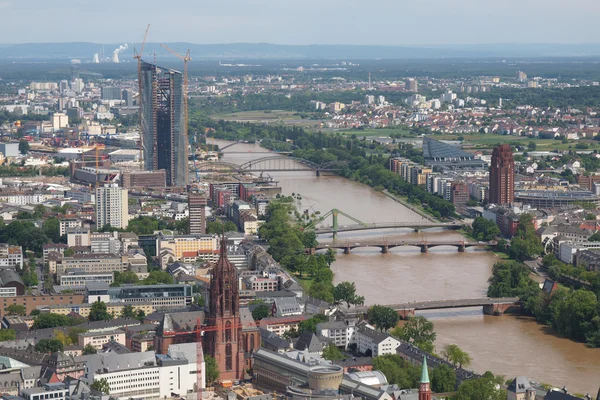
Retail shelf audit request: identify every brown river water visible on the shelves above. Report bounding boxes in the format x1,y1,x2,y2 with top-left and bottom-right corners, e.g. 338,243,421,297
209,139,600,395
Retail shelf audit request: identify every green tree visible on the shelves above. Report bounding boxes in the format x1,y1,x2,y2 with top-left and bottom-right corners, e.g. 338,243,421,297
322,344,344,361
64,248,74,257
83,344,98,355
589,232,600,242
367,305,399,332
34,338,64,353
333,281,365,307
372,354,420,388
298,314,328,334
6,304,26,316
91,378,110,394
88,301,112,322
441,344,472,369
19,139,30,155
112,271,139,286
42,217,61,243
453,373,505,400
251,304,271,321
142,270,174,285
67,327,88,344
508,214,543,261
205,355,220,385
32,313,72,329
206,220,238,234
471,217,501,241
391,316,436,353
120,305,136,319
0,329,16,341
431,364,456,393
552,289,598,342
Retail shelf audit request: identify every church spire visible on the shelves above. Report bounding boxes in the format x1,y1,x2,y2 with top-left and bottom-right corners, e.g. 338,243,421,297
419,356,431,400
420,356,430,383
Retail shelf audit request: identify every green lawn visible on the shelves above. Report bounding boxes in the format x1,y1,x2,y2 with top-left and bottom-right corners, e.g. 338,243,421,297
213,110,320,127
295,275,314,291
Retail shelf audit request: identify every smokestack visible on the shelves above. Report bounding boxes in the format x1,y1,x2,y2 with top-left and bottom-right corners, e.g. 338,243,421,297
112,44,129,63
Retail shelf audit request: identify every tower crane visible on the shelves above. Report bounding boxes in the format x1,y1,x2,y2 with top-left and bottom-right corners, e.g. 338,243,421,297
160,44,191,184
134,24,150,170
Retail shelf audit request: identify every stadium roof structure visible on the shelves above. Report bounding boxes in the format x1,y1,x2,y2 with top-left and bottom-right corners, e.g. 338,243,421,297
422,137,487,170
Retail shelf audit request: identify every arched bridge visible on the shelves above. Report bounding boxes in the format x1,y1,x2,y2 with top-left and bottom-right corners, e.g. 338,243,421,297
347,297,521,318
314,222,462,235
312,240,490,254
197,156,346,176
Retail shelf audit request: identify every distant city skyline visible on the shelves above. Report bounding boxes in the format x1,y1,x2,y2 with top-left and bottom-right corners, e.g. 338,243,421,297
1,0,599,45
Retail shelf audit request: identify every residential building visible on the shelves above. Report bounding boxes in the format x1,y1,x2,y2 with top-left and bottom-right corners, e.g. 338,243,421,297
355,325,401,357
140,60,187,187
271,297,302,317
489,144,514,205
0,294,85,317
317,319,357,349
59,271,114,287
95,184,129,230
0,244,23,269
46,302,153,319
406,78,418,92
42,244,68,263
67,227,91,247
575,249,600,272
450,182,470,207
259,316,306,337
245,276,278,292
58,219,83,236
188,192,207,235
157,233,219,267
53,254,127,277
78,330,126,350
91,231,121,254
507,376,536,400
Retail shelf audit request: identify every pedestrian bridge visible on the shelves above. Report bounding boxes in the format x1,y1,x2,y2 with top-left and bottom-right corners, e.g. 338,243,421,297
347,297,521,318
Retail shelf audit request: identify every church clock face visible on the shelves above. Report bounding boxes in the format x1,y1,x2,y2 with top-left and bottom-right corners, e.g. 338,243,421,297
420,383,429,391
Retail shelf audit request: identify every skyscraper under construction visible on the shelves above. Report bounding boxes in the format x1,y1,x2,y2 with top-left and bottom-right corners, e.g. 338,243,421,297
139,60,188,187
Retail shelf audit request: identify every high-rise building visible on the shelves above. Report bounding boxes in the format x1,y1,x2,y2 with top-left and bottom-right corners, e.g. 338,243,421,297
95,183,129,230
140,60,188,187
406,78,418,92
188,192,207,234
450,182,469,207
205,237,246,382
101,86,121,100
489,144,515,205
517,70,528,83
418,356,431,400
122,89,133,106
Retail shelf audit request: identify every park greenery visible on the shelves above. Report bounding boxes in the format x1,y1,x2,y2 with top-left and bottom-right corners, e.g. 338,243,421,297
259,200,364,304
373,354,456,393
366,305,400,332
488,257,600,347
390,316,437,354
470,217,501,241
91,378,110,394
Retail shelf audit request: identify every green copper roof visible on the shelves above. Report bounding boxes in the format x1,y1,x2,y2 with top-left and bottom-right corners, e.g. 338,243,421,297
420,356,430,383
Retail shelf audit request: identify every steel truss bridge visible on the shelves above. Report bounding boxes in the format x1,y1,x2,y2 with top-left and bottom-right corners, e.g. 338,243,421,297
197,156,347,176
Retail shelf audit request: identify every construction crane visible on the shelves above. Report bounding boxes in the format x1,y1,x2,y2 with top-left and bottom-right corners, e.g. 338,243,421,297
134,24,150,170
160,43,191,184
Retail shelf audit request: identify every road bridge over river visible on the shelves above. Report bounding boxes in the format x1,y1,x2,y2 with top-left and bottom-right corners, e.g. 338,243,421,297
347,297,521,318
313,240,491,254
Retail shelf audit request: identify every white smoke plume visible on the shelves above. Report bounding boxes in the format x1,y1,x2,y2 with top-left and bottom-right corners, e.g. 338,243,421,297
112,44,129,63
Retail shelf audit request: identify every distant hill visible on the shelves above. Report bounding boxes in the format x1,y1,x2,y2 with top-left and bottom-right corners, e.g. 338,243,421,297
2,42,600,61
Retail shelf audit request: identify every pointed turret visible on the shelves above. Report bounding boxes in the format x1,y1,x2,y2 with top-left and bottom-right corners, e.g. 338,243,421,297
420,356,430,383
418,356,432,400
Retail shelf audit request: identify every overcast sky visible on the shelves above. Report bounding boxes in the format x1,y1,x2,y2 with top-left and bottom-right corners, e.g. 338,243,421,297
1,0,599,45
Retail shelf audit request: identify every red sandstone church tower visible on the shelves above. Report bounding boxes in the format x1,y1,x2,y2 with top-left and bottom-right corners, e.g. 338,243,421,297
419,356,432,400
206,237,245,382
